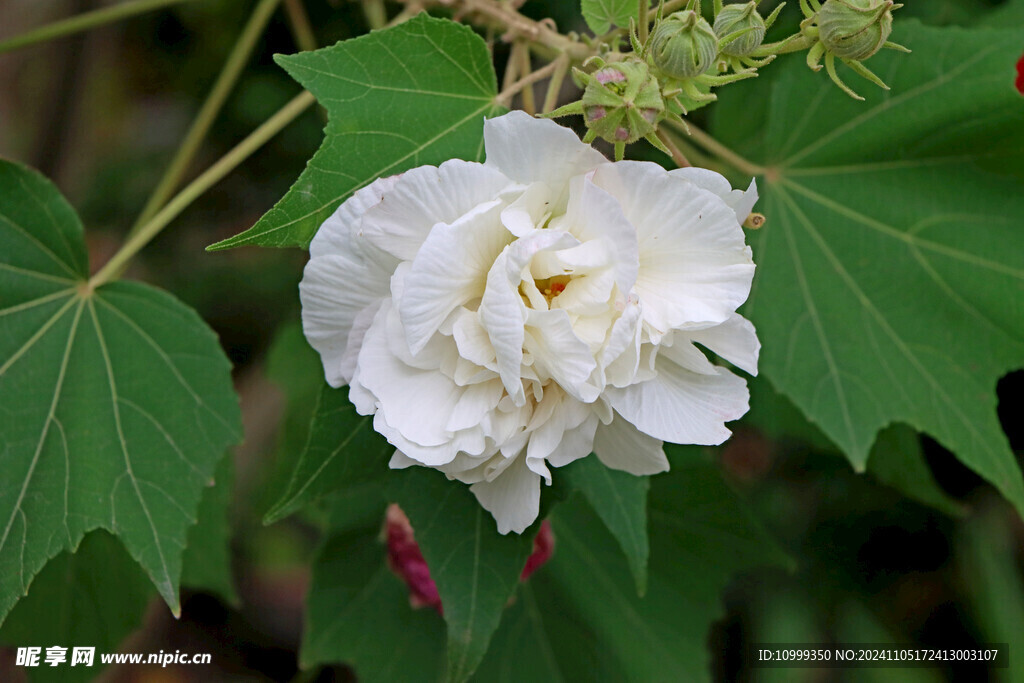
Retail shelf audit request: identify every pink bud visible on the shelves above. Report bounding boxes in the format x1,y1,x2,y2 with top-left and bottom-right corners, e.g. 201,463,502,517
385,505,556,612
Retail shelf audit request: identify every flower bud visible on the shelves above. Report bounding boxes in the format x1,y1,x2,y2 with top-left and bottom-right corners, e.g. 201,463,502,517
817,0,898,61
714,2,767,58
579,59,665,144
648,10,720,80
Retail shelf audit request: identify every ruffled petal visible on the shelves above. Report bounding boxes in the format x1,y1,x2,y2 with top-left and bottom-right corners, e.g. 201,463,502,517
686,313,760,376
524,308,599,403
607,354,750,445
484,111,607,209
479,230,580,404
399,199,511,353
470,453,542,534
361,159,512,261
592,161,754,338
593,416,669,475
669,168,759,224
301,178,401,387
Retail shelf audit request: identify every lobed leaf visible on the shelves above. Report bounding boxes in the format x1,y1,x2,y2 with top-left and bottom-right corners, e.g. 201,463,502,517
581,0,638,35
713,22,1024,516
209,14,503,251
0,159,241,623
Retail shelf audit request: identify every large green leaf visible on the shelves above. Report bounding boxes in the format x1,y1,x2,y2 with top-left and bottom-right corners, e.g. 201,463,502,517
476,452,790,682
181,454,237,603
581,0,637,34
265,384,393,523
209,14,503,251
302,527,446,681
713,23,1024,514
0,159,241,622
0,531,153,683
560,455,650,596
390,467,536,683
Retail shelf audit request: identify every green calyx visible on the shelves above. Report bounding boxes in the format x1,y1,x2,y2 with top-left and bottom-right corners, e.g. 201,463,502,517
714,2,766,58
545,58,668,160
648,10,720,80
817,0,900,61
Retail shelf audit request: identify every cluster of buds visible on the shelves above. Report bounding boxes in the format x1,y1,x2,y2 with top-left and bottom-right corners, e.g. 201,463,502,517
789,0,909,99
547,0,907,159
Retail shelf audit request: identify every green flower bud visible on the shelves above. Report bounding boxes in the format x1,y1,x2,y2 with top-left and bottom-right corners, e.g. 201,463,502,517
648,10,719,80
713,2,766,58
579,60,665,144
818,0,899,61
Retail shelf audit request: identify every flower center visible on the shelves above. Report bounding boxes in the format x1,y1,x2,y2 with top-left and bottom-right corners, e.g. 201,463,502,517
535,274,572,301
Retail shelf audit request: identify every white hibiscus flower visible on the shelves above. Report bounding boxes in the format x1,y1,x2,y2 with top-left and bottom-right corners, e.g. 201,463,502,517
301,111,759,534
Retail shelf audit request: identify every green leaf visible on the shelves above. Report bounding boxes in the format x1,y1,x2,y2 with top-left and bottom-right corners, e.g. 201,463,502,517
0,159,241,622
390,467,535,683
0,531,153,683
976,0,1024,27
561,455,650,596
302,527,446,680
181,454,238,604
713,23,1024,515
209,14,502,251
581,0,638,34
867,424,967,518
477,453,790,682
265,384,393,523
958,505,1024,683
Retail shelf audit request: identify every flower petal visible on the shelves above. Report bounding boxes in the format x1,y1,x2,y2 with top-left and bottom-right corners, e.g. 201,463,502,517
607,354,750,445
351,301,483,464
484,111,607,209
669,168,759,224
361,159,512,261
592,161,754,338
399,199,511,354
470,452,542,534
686,313,760,376
593,416,669,475
479,230,580,404
524,307,599,403
301,177,401,387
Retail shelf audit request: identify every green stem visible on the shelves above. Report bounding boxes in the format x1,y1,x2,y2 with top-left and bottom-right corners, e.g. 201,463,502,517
638,0,649,42
668,120,766,176
541,53,570,114
128,0,284,237
283,0,317,53
0,0,199,55
363,0,388,29
754,33,815,57
496,56,560,107
89,90,316,290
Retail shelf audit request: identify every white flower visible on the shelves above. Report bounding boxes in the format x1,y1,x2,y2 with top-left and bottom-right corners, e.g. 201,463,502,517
301,111,759,534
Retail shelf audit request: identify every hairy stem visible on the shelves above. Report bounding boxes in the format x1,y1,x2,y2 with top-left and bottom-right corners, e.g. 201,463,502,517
638,0,649,42
89,91,316,289
667,120,766,176
128,0,284,236
0,0,200,54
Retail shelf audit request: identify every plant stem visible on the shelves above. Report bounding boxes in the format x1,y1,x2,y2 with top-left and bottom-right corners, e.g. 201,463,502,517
362,0,388,30
541,53,570,113
638,0,649,42
496,58,560,107
656,129,691,168
667,120,766,176
283,0,317,53
516,42,536,114
0,0,199,54
88,91,316,290
128,0,284,237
